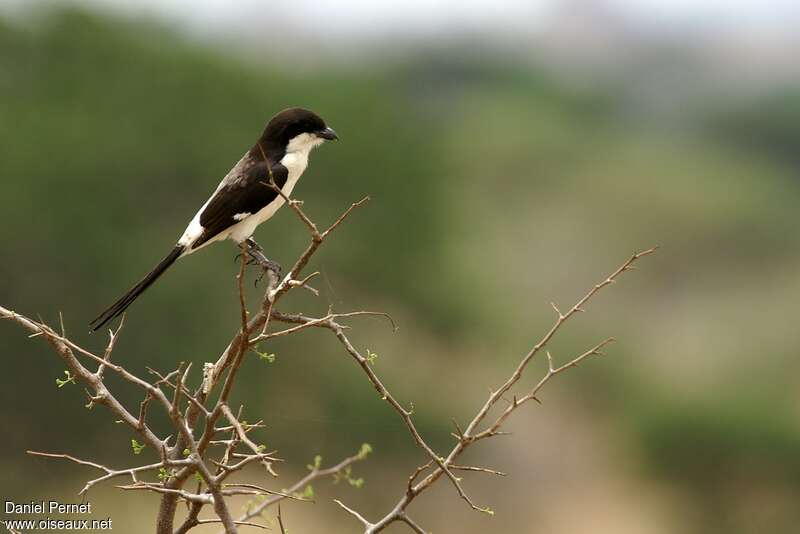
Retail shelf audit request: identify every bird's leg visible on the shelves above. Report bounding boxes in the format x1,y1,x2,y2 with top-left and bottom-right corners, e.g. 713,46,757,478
244,238,282,284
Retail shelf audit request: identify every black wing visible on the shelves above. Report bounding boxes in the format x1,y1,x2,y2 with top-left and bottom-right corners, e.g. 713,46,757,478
191,161,288,250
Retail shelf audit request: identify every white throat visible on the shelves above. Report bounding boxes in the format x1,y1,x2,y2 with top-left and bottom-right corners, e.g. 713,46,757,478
280,133,323,179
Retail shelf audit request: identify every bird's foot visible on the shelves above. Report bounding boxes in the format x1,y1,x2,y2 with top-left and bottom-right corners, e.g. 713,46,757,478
244,239,282,285
233,253,261,266
253,259,282,287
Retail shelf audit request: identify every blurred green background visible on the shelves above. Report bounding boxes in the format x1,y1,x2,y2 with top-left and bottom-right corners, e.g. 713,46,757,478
2,2,800,533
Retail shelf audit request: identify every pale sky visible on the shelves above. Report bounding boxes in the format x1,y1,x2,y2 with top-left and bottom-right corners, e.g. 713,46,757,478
3,0,798,38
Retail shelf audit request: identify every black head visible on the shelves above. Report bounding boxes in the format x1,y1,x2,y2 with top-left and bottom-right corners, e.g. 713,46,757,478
255,108,337,162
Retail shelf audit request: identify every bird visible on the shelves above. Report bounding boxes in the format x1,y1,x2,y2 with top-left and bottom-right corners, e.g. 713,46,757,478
89,107,338,332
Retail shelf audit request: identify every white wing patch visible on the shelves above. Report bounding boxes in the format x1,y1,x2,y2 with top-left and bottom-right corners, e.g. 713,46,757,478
233,212,251,221
177,196,213,249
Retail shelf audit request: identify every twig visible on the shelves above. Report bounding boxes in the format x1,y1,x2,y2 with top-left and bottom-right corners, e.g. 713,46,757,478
362,247,657,531
276,505,286,534
232,447,371,528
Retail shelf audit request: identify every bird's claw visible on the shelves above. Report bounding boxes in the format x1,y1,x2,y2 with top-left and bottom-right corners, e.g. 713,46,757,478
234,253,260,267
254,259,282,287
238,238,282,286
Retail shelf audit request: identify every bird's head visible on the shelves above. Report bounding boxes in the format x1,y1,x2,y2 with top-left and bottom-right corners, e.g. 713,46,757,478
258,107,338,161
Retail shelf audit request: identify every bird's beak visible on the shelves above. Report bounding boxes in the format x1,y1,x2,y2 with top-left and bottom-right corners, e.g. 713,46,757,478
317,127,339,141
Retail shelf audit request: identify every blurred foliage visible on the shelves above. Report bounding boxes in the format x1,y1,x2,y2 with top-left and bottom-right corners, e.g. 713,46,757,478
2,7,800,534
632,396,800,534
636,399,800,488
707,90,800,169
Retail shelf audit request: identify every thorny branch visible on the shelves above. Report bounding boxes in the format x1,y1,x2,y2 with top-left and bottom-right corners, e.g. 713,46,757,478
0,194,372,534
269,247,657,533
0,183,655,533
232,445,373,529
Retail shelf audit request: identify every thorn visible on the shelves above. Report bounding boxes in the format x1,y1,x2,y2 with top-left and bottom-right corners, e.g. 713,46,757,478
451,418,464,439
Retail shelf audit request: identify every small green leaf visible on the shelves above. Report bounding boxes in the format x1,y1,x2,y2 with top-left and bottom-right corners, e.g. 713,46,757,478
365,349,379,365
56,370,76,388
131,439,145,455
182,448,191,457
157,467,171,482
306,454,323,471
333,465,366,489
357,443,373,459
251,345,276,363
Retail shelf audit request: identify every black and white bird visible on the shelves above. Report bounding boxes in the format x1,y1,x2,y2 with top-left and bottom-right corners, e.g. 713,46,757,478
90,107,338,331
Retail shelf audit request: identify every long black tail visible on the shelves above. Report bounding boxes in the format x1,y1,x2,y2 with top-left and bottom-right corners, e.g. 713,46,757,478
89,245,184,332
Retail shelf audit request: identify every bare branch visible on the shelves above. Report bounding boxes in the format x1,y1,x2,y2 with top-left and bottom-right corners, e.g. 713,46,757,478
116,483,214,505
334,499,373,529
26,450,191,496
233,445,371,527
219,404,278,477
196,519,268,530
97,314,125,380
276,505,286,534
349,247,657,531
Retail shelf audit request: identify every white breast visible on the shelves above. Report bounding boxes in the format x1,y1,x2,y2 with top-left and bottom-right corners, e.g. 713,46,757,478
225,152,306,243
